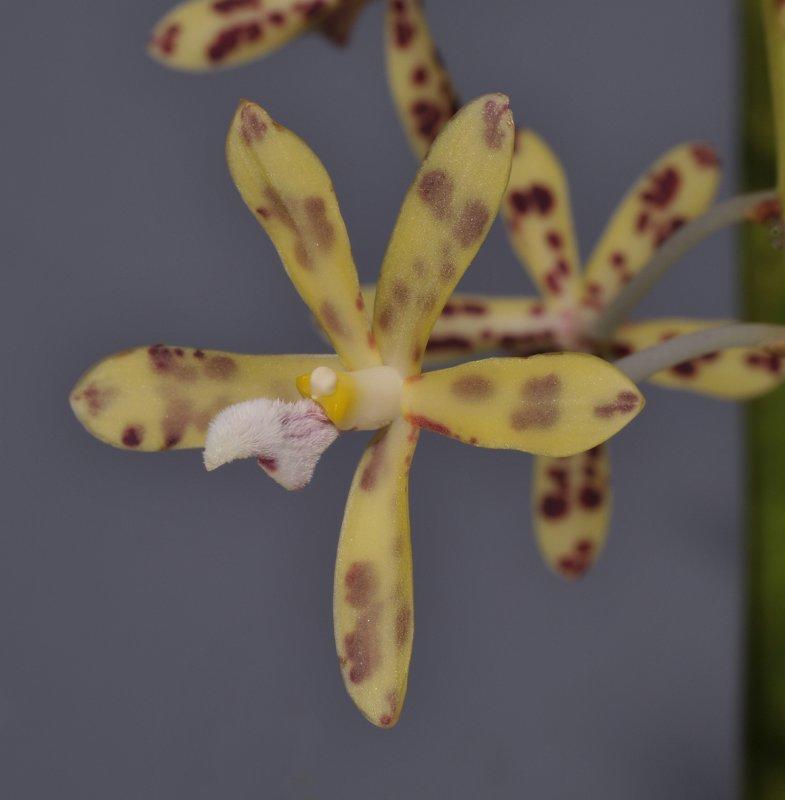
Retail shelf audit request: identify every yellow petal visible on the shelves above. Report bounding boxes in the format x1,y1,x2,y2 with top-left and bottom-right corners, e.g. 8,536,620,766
385,0,460,159
762,0,785,214
334,418,419,728
533,446,611,580
148,0,341,71
70,346,339,451
501,128,582,308
373,94,515,375
610,317,785,400
401,355,644,457
226,101,380,371
582,142,721,313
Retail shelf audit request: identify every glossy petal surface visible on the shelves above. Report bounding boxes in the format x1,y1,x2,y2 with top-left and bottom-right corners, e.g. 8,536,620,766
533,446,611,580
70,346,338,451
611,317,785,400
227,102,379,370
583,142,721,312
373,94,514,375
148,0,340,71
502,128,582,307
385,0,459,159
401,355,644,457
334,418,419,728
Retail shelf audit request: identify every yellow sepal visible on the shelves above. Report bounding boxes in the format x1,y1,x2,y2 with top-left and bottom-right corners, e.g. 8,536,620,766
70,346,339,451
334,418,419,728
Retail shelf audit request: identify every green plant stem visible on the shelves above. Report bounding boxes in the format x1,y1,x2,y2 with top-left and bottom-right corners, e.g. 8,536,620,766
742,2,785,798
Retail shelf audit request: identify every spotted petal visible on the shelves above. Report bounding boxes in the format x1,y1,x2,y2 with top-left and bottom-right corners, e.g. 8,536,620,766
148,0,341,71
582,142,721,313
373,94,514,375
70,346,339,451
501,128,582,308
533,446,611,581
401,355,644,457
385,0,459,159
424,293,561,363
227,101,380,370
610,317,785,400
334,418,418,728
363,286,561,363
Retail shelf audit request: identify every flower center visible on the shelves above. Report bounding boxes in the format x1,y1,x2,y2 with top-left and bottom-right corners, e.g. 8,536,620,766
297,365,403,431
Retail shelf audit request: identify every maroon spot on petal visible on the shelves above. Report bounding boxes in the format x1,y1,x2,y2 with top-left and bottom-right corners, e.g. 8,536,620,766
213,0,260,12
691,143,720,168
425,335,473,353
267,10,286,25
579,486,603,510
239,104,268,144
294,0,327,19
345,561,378,608
511,374,561,430
453,200,490,247
406,414,451,437
204,355,238,380
439,260,457,282
594,390,639,418
546,231,563,250
394,20,416,47
360,436,386,491
193,349,206,359
654,216,686,248
640,166,681,209
304,196,335,250
379,714,394,727
152,23,181,56
121,425,144,448
344,604,381,683
636,212,650,233
608,342,633,358
410,100,444,143
395,605,411,648
482,98,509,150
530,184,554,215
377,304,394,331
411,65,428,84
73,383,118,417
451,374,494,400
541,494,568,519
671,360,697,377
319,301,348,338
355,292,365,312
207,22,263,63
417,169,454,220
391,279,410,305
508,190,529,215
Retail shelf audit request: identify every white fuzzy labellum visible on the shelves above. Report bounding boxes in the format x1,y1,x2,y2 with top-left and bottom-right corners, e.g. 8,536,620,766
203,398,339,491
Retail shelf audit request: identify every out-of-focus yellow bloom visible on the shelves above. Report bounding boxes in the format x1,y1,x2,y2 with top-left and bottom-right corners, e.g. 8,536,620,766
148,0,370,71
382,0,785,580
70,96,646,726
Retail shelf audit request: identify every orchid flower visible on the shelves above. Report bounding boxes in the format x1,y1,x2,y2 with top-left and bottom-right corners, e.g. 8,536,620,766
70,95,648,726
148,0,372,71
381,0,785,580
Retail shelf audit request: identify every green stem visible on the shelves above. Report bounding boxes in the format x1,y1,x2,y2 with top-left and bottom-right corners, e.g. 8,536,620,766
742,2,785,798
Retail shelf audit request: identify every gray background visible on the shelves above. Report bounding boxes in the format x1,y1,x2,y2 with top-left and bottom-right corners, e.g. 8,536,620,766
2,0,743,797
